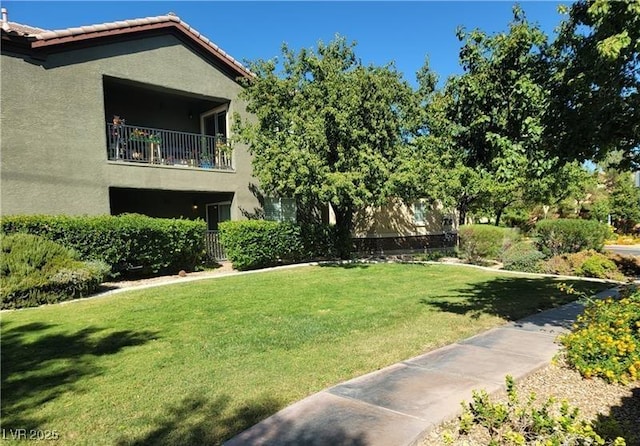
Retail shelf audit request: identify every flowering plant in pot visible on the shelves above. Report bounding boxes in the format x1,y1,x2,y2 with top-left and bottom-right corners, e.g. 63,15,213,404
199,149,214,168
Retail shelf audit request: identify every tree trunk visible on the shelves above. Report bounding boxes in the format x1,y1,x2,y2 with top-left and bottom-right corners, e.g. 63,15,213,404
458,194,473,226
458,208,467,226
495,207,504,227
494,200,513,227
334,206,354,259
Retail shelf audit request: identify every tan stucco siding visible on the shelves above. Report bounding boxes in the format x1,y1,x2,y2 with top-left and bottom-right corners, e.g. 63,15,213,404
1,34,257,217
352,198,458,237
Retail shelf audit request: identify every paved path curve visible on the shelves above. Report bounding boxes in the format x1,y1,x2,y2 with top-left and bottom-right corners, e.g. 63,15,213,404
224,288,620,446
605,244,640,257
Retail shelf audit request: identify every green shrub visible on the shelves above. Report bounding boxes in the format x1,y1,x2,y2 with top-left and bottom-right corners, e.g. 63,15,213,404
578,254,624,280
1,233,109,309
501,228,521,252
1,214,206,277
458,225,520,263
560,289,640,384
501,241,545,273
534,219,611,256
219,220,303,270
541,250,625,281
442,375,626,445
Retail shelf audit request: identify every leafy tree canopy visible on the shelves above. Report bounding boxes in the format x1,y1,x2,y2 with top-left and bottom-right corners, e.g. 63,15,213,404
409,7,566,225
547,0,640,169
234,35,420,251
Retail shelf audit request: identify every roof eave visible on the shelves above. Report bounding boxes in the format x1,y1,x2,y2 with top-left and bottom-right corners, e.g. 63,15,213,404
30,20,253,81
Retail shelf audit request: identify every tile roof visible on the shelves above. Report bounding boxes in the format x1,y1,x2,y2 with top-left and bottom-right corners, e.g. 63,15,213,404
3,21,49,36
2,13,252,78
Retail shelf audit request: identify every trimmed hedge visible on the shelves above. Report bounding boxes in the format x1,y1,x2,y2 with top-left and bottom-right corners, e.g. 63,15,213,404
578,254,622,280
459,225,520,263
1,233,109,309
219,220,303,270
218,220,339,270
534,219,611,256
1,214,206,277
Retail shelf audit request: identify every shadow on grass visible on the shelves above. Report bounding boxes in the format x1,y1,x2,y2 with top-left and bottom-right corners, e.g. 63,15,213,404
594,387,640,446
118,393,367,446
1,321,158,430
419,276,610,322
116,393,278,446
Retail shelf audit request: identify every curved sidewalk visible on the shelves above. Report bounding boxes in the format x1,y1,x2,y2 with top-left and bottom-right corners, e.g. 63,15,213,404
225,288,619,446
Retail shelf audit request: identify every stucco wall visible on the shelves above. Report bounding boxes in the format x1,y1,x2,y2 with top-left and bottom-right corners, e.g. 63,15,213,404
1,34,258,219
352,198,457,237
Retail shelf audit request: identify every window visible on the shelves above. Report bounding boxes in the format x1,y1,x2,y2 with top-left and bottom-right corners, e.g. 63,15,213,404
264,197,296,223
201,105,228,139
442,216,454,228
206,202,231,231
413,201,427,225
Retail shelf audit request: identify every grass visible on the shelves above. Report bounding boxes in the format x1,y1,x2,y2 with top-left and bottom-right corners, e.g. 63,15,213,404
1,263,610,445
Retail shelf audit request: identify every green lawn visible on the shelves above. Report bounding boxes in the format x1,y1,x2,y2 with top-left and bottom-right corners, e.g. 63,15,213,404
1,264,609,445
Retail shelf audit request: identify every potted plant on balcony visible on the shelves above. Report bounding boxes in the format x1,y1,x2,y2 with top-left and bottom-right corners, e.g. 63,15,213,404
199,149,214,169
129,128,162,162
215,135,232,153
215,134,233,168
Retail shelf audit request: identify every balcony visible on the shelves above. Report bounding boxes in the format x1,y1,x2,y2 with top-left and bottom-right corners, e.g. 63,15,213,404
107,122,233,170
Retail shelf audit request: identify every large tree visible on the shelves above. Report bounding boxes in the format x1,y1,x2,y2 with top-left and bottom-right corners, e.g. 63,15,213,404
392,80,495,226
234,36,419,254
412,7,557,225
402,2,638,227
547,0,640,169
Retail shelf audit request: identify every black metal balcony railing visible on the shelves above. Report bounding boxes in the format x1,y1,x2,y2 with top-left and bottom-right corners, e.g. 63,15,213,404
107,123,233,170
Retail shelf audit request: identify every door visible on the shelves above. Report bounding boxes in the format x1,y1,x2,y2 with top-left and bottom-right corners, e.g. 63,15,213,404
206,202,231,231
202,111,227,138
200,105,229,167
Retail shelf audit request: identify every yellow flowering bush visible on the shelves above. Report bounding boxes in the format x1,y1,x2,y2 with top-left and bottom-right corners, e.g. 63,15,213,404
561,288,640,384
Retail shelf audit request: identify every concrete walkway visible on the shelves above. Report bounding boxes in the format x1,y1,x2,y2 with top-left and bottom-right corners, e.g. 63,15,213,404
605,244,640,257
225,288,619,446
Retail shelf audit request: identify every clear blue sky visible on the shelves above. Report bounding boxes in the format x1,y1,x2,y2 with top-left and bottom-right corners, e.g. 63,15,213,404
2,1,569,86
